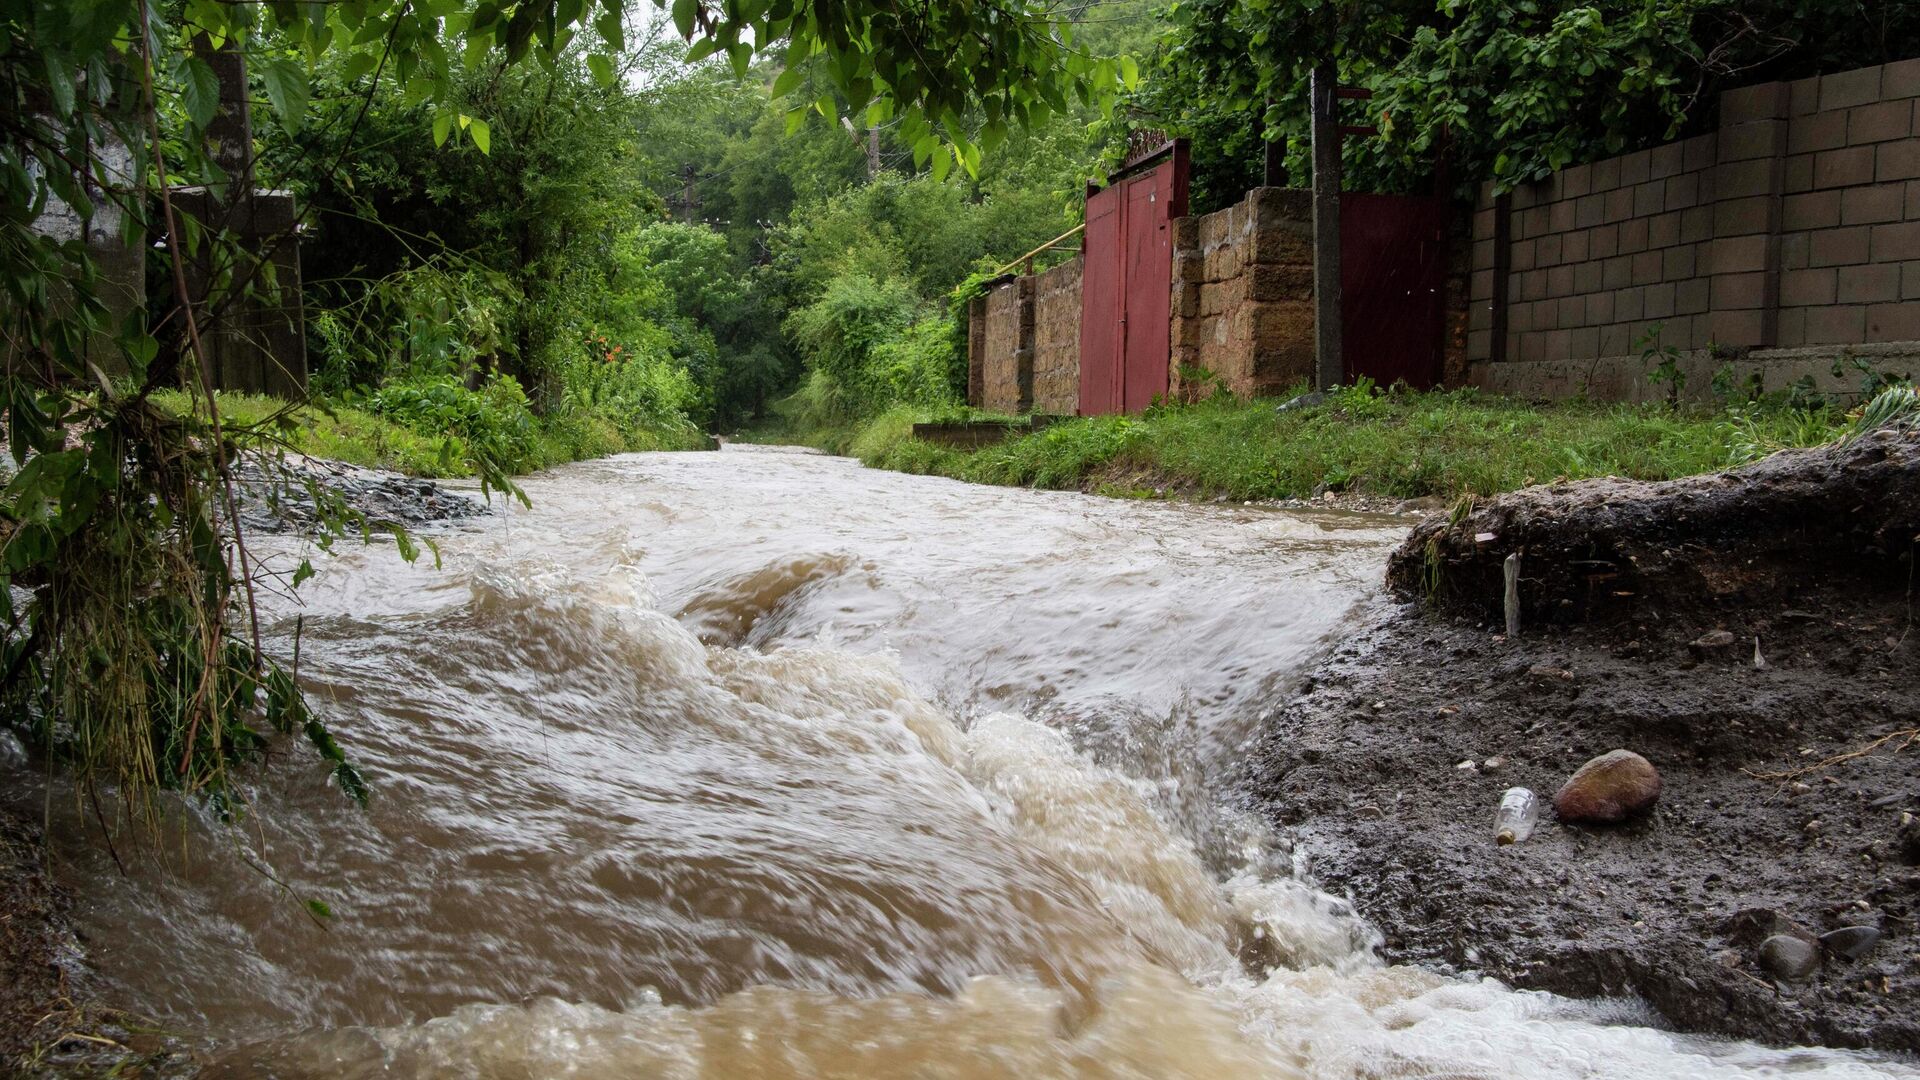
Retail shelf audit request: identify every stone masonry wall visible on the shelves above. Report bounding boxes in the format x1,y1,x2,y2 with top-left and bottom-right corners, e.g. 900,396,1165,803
1170,187,1317,400
1470,56,1920,400
1031,258,1083,415
979,276,1034,414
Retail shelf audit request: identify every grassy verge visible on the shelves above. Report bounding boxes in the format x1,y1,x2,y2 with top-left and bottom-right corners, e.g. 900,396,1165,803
801,385,1856,504
152,390,707,478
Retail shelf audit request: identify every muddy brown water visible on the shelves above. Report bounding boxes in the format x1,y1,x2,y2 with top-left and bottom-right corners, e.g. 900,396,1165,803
14,446,1918,1077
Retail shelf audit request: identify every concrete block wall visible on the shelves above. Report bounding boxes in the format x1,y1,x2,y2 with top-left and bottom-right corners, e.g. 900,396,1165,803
1170,187,1317,400
1470,57,1920,400
1031,258,1083,414
977,275,1035,414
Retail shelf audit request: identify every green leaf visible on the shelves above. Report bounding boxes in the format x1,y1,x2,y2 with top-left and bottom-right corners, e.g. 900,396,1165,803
1119,55,1140,91
672,0,697,38
260,57,310,134
594,5,624,50
341,50,378,82
468,117,491,154
292,559,316,588
587,52,614,85
180,56,220,128
432,109,454,146
771,63,804,98
306,898,333,919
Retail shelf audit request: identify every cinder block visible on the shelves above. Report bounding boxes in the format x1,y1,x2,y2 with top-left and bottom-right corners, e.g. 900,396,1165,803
1511,239,1536,272
1874,220,1920,261
1549,199,1577,233
1574,261,1603,295
1631,250,1664,285
1559,164,1593,200
1247,263,1315,301
1878,140,1920,181
1537,233,1564,267
1804,303,1867,342
1665,172,1700,210
1643,281,1676,318
1620,218,1650,253
1249,222,1313,264
1722,81,1790,124
1576,193,1606,228
1470,268,1495,302
1513,184,1538,210
1467,328,1492,360
1709,308,1766,346
1599,323,1632,356
1718,120,1781,163
1469,298,1493,331
1548,265,1576,297
1649,211,1681,248
1839,263,1901,302
1616,286,1644,322
1782,190,1842,231
1814,146,1876,189
1777,307,1808,346
1712,271,1768,309
1662,244,1697,281
1592,157,1622,191
1603,256,1633,290
1564,229,1591,263
1568,326,1600,359
1681,206,1715,243
1820,65,1884,112
1524,206,1551,237
1633,180,1665,217
1591,224,1621,259
1866,301,1920,342
1651,142,1685,179
1620,150,1652,186
1671,277,1709,318
1841,184,1906,225
1682,135,1718,173
1780,232,1812,269
1910,179,1920,218
1904,260,1920,299
1716,158,1776,199
1783,153,1815,193
1885,58,1920,99
1714,195,1774,237
1810,225,1873,266
1789,77,1821,116
1604,187,1634,223
1508,300,1532,333
1788,111,1848,154
1707,234,1771,273
1521,268,1548,301
1779,267,1836,306
1849,100,1913,144
1588,290,1617,324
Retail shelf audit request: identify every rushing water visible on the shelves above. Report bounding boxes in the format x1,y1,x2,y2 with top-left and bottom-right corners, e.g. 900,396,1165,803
17,446,1917,1077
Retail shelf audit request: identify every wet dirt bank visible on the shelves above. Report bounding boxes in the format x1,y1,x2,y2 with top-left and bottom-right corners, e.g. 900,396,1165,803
1251,427,1920,1050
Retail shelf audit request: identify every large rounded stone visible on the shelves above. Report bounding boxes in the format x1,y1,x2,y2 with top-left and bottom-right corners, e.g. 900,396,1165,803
1553,749,1662,824
1758,934,1821,982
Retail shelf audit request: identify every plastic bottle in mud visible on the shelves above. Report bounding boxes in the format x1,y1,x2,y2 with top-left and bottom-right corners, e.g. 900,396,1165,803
1494,787,1540,845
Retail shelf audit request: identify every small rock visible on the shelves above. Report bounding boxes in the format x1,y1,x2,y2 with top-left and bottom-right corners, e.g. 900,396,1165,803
1455,759,1477,772
0,729,24,769
1392,495,1446,515
1554,749,1662,824
1274,390,1327,414
1354,805,1386,820
1689,629,1737,657
1804,819,1824,837
1758,934,1821,981
1868,793,1910,809
1483,756,1506,771
1897,812,1920,865
1820,926,1882,961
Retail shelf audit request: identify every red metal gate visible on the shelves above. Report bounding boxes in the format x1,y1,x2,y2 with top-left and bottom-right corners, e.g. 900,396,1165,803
1080,142,1189,415
1340,192,1448,389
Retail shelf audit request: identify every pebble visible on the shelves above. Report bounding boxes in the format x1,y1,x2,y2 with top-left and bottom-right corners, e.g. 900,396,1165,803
1758,934,1822,981
1820,926,1882,961
1554,749,1663,824
1690,629,1737,655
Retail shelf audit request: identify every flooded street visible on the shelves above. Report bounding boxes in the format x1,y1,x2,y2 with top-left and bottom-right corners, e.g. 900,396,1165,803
21,446,1917,1077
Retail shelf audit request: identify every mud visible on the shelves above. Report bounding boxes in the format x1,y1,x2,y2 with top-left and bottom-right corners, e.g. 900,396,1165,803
1252,425,1920,1050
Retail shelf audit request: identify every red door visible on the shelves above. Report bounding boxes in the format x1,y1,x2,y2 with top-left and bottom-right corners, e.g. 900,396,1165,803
1341,193,1447,389
1079,144,1188,415
1079,184,1125,416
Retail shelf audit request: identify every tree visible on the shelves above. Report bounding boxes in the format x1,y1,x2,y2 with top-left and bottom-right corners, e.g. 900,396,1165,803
1146,0,1920,199
1,0,1114,818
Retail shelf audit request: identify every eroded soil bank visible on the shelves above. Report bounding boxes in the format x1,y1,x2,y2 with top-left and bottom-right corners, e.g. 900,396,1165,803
1252,426,1920,1050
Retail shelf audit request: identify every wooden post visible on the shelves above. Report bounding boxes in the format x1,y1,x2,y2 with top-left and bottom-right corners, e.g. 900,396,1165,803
1309,61,1343,390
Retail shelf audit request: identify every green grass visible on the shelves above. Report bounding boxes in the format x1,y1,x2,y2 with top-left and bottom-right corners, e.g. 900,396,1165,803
831,385,1857,503
151,390,707,478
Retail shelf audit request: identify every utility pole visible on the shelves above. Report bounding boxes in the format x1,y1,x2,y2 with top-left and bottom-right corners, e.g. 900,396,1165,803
678,163,699,222
867,127,882,178
1309,60,1343,391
